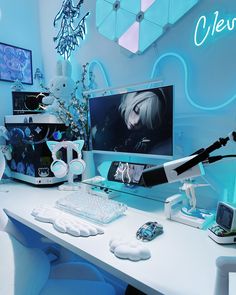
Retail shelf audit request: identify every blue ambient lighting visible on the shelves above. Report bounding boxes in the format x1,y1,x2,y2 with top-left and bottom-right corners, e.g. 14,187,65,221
96,0,199,53
87,55,236,201
168,0,198,24
194,11,236,47
151,52,236,111
86,59,110,92
88,52,236,111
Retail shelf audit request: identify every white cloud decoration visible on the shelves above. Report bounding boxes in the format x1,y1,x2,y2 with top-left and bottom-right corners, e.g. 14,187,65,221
32,206,104,237
109,237,151,261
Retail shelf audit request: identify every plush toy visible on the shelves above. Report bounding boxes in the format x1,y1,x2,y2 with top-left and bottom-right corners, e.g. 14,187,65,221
42,59,76,113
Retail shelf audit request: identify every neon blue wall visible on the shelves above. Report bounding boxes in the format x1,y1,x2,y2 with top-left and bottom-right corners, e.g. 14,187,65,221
0,0,44,125
1,0,235,207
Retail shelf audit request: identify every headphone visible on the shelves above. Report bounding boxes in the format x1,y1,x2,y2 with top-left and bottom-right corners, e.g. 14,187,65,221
47,140,86,178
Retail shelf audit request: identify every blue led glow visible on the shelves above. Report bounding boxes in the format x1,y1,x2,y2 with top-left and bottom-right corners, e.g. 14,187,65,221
139,20,163,53
151,52,236,111
98,10,117,40
88,53,236,111
194,11,236,47
96,0,199,53
96,0,113,28
86,59,111,93
169,0,198,24
87,56,236,202
145,0,169,27
120,0,140,15
116,8,136,39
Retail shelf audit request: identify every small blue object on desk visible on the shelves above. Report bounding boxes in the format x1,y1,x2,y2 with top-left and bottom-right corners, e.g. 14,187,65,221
136,221,163,241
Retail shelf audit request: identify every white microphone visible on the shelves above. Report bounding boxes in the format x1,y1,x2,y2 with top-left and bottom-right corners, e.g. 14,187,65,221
141,155,204,187
141,131,236,187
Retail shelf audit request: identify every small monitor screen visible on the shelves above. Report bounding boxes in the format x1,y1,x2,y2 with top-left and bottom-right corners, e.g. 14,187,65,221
89,85,173,157
216,203,233,231
107,161,149,184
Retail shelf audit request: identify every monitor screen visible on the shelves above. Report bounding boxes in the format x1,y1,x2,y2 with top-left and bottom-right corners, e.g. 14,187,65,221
88,85,173,158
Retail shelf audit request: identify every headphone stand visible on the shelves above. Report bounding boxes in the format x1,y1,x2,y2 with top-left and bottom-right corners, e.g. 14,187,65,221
58,144,82,191
58,172,82,191
47,140,86,191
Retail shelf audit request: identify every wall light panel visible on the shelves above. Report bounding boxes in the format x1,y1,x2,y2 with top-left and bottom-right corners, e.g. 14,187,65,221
96,0,199,54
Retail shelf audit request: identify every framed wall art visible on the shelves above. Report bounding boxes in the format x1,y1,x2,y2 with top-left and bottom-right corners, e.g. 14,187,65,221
0,42,33,84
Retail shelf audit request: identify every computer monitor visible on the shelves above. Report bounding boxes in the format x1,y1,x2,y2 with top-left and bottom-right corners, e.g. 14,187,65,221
88,85,173,159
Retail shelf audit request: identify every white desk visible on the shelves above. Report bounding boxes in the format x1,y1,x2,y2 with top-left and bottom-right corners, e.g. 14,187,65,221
1,181,236,295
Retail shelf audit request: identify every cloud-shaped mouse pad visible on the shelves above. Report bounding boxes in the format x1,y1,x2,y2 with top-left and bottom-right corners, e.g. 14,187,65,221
109,237,151,261
32,206,104,237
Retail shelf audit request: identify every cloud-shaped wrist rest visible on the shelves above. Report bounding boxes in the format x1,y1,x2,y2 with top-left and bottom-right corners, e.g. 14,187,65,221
109,237,151,261
32,206,104,237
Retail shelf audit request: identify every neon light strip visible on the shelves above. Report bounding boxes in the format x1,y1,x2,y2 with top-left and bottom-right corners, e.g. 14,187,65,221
87,53,236,110
151,52,236,111
86,59,111,94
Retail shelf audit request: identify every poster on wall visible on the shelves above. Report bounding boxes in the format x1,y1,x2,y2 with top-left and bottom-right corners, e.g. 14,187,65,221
0,42,33,85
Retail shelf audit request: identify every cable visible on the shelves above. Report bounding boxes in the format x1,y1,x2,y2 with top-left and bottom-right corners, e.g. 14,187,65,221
206,155,236,164
175,136,230,175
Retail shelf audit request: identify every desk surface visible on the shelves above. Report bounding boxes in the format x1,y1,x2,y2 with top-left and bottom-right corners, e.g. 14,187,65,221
1,181,236,295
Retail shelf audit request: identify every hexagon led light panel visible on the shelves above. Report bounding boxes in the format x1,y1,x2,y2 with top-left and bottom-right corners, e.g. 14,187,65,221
96,0,199,54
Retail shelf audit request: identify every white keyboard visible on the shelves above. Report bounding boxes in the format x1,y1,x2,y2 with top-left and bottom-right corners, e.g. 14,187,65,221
56,192,127,224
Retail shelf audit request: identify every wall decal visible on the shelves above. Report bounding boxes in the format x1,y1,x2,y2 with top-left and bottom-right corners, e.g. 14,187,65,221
53,0,90,59
96,0,199,54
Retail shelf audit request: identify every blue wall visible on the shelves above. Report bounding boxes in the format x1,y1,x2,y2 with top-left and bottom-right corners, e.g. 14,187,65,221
1,0,235,208
0,0,44,124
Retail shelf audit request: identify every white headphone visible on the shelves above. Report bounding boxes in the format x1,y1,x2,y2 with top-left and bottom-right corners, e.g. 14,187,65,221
47,140,86,178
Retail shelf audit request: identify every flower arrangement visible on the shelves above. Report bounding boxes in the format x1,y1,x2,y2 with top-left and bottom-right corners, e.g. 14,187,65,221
41,63,94,150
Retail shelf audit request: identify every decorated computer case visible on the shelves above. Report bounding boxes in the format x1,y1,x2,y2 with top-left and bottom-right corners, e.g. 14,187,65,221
5,114,68,185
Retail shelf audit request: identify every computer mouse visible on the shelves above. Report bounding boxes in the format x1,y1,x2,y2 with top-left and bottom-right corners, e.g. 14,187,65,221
136,221,163,241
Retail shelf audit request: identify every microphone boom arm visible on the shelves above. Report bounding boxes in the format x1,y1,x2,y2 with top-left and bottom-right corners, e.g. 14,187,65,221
174,136,231,176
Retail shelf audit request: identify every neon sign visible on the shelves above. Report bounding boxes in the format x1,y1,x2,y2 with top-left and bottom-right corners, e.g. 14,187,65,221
194,10,236,46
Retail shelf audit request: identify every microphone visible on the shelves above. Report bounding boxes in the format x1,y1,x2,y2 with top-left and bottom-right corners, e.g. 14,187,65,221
141,130,236,187
174,132,236,176
141,155,204,187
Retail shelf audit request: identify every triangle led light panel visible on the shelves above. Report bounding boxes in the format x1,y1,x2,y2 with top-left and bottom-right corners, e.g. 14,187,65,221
96,0,199,54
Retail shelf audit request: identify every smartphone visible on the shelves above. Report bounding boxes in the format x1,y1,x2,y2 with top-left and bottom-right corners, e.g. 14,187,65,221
107,161,148,185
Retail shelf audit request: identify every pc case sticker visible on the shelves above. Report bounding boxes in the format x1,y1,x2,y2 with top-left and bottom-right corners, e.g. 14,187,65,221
96,0,199,54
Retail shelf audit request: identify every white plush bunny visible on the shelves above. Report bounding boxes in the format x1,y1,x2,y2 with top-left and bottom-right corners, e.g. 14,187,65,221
42,60,76,113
